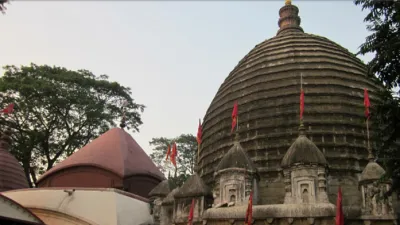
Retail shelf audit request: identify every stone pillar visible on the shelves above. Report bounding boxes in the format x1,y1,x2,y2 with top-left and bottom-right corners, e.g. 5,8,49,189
317,168,329,203
283,169,292,204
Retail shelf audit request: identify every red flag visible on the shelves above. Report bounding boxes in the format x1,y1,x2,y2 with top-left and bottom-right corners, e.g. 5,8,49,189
335,187,344,225
231,101,238,133
244,191,253,225
1,103,14,115
300,89,304,120
170,142,177,167
197,119,202,145
364,88,370,119
188,199,195,225
165,145,171,161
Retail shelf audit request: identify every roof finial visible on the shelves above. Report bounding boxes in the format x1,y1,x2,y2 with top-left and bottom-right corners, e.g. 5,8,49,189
120,100,128,129
234,129,240,143
299,119,306,136
277,0,303,35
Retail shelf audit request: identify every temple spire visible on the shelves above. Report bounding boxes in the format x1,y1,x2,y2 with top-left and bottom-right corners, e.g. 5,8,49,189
277,0,303,35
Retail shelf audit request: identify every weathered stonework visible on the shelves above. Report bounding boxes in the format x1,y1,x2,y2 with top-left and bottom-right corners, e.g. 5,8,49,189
358,161,396,225
161,188,179,225
198,0,383,215
155,1,398,225
172,173,213,225
149,180,170,225
213,135,259,207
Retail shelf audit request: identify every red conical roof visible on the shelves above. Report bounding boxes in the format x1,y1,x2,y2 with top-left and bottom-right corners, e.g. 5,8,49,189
38,128,164,182
0,129,29,192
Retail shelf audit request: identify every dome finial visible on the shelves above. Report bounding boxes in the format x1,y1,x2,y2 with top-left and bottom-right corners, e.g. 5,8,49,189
299,120,306,136
277,0,303,35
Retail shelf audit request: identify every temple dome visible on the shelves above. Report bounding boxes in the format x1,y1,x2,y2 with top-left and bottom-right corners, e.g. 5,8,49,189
281,125,327,168
149,180,170,198
198,2,382,205
360,161,386,183
39,128,164,182
0,129,29,192
215,138,256,172
174,173,212,198
37,128,164,199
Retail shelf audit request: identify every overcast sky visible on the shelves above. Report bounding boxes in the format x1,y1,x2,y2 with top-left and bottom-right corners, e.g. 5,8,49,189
0,1,373,155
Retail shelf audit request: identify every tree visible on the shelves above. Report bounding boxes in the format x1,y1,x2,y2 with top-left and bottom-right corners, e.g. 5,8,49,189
355,0,400,191
0,63,144,187
149,134,197,187
355,0,400,89
0,0,8,14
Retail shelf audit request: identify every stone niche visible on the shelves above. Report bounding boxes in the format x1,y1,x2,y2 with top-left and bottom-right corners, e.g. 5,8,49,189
214,168,254,207
284,165,329,205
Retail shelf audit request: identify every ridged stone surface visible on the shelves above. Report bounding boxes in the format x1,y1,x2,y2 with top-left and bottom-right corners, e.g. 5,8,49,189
199,30,381,207
0,149,29,192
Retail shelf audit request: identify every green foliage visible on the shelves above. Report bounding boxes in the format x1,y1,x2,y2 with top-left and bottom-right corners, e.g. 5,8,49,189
149,134,197,188
374,90,400,181
355,0,400,190
355,0,400,88
0,63,144,187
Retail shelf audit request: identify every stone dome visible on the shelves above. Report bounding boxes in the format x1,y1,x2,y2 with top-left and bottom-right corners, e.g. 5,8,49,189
149,180,170,198
215,137,256,172
281,125,327,168
199,2,381,205
0,129,29,192
360,161,386,183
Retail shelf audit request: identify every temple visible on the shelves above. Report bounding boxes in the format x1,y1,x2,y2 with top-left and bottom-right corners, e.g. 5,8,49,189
150,1,399,225
0,1,399,225
0,126,163,225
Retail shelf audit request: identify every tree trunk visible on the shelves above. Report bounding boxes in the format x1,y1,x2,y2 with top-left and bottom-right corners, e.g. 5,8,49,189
29,167,37,186
22,162,33,188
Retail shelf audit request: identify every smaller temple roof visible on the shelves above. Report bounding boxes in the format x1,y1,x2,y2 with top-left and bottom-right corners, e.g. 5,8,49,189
162,188,179,205
38,128,164,183
360,161,386,182
0,129,29,192
174,173,211,198
281,124,327,168
215,135,256,172
149,180,170,197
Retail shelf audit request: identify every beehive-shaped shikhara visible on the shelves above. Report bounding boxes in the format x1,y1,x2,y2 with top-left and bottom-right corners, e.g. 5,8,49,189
198,2,382,207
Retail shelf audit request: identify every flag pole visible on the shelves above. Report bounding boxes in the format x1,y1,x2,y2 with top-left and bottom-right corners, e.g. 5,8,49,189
300,73,303,125
366,118,370,150
236,114,239,132
366,117,374,160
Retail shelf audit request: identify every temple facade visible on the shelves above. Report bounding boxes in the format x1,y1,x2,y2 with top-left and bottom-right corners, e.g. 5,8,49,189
149,1,399,225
